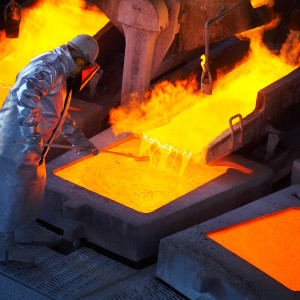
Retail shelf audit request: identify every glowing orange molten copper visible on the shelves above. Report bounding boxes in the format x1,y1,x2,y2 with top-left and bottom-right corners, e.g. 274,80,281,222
57,19,298,213
0,0,108,106
207,207,300,291
250,0,273,8
110,23,297,174
54,137,253,213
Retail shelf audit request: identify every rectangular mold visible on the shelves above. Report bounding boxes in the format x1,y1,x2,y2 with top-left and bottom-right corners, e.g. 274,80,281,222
42,128,273,262
156,185,300,299
208,207,300,291
54,136,245,213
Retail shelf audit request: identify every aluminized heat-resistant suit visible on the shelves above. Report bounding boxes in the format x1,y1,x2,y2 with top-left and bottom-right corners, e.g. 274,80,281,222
0,45,89,232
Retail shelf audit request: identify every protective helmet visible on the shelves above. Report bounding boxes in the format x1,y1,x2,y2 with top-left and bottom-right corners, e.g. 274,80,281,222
68,34,99,65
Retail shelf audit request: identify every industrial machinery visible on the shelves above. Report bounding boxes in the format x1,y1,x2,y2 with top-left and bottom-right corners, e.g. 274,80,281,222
35,0,300,263
1,0,299,265
0,0,300,298
93,0,272,103
90,0,300,167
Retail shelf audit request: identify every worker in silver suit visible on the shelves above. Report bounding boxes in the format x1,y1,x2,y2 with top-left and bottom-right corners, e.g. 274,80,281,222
0,34,100,267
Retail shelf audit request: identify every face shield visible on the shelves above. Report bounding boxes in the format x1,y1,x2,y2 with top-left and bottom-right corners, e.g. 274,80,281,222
80,63,100,91
68,62,100,94
67,35,100,93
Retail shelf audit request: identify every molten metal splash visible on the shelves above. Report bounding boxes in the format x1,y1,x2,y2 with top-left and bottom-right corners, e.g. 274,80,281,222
110,23,297,174
0,0,108,106
207,207,300,291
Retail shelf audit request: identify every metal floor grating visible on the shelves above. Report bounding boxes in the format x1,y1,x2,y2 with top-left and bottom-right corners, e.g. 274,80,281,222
104,275,186,300
0,245,136,300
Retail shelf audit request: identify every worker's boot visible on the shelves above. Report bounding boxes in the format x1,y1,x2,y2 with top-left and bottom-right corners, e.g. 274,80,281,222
0,232,35,267
15,222,62,247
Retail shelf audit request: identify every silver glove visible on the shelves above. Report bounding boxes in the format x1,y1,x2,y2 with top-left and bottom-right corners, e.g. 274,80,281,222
66,129,99,156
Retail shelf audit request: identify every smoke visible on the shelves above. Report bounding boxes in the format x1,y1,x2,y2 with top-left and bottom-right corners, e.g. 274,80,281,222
280,31,300,66
109,75,202,135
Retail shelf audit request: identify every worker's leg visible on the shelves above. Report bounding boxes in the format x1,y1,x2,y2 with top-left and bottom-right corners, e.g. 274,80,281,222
15,221,61,246
0,232,35,267
0,157,46,232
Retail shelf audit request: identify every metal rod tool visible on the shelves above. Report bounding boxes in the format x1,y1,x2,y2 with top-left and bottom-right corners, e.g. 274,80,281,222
14,140,150,161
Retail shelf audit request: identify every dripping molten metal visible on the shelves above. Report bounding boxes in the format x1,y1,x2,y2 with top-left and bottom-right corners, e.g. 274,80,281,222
110,25,297,176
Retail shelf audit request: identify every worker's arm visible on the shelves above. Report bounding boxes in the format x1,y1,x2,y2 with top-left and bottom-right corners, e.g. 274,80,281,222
16,64,54,154
60,113,99,156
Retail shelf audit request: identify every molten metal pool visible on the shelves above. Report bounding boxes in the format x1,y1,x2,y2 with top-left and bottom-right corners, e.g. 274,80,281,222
207,207,300,291
54,136,252,213
156,186,300,299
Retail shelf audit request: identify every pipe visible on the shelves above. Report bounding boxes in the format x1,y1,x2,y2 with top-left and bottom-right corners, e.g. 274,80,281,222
201,0,251,95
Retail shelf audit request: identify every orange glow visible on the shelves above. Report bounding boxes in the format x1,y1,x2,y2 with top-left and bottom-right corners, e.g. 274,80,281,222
200,54,206,72
0,0,108,106
250,0,273,8
207,207,300,291
54,137,252,213
280,31,300,66
110,23,297,173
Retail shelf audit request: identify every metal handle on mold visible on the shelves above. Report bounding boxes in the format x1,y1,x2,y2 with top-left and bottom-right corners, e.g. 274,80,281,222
229,114,243,149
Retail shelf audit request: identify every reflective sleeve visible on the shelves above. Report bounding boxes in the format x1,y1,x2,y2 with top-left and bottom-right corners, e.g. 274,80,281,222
17,65,55,144
61,126,99,156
